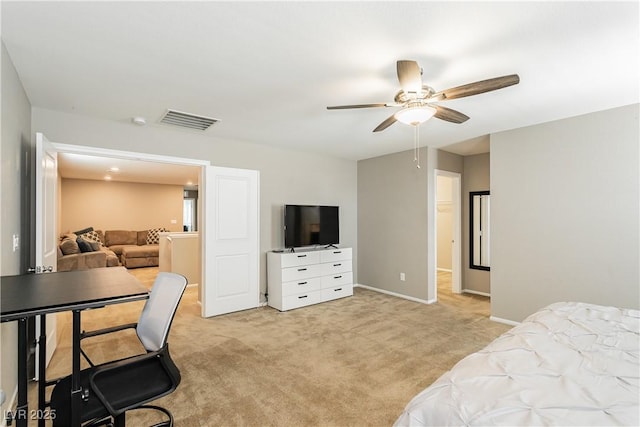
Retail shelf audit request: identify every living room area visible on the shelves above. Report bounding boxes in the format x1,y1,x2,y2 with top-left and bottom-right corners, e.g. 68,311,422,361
55,156,201,276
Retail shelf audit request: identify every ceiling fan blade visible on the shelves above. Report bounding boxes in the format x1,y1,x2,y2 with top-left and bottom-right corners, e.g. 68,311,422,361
433,105,470,124
437,74,520,100
373,114,397,132
397,60,422,95
327,103,389,110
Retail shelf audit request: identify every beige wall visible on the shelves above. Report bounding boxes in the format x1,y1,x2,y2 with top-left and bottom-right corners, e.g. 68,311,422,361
462,152,491,294
1,42,32,421
60,179,184,233
491,104,639,322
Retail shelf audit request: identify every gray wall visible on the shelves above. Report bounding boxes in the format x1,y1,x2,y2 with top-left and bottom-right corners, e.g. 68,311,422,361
357,147,462,301
462,152,491,294
491,104,639,322
31,107,358,298
358,148,429,299
1,42,33,420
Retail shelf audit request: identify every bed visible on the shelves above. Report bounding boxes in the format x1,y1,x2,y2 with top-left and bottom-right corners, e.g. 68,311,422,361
394,302,640,426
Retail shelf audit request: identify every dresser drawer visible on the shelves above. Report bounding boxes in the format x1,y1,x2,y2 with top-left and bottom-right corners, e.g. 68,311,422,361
320,261,351,276
282,290,322,310
281,277,321,296
281,264,321,282
280,251,320,268
321,271,352,288
322,284,353,301
320,248,352,263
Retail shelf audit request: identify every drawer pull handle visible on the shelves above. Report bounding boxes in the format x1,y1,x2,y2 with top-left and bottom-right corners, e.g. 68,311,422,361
333,251,342,254
298,295,308,299
297,254,307,258
335,288,343,292
333,263,341,267
298,268,307,272
334,275,342,279
298,281,308,285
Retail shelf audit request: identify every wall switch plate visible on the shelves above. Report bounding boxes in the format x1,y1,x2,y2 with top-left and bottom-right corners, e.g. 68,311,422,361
12,234,19,252
400,272,405,281
170,219,177,224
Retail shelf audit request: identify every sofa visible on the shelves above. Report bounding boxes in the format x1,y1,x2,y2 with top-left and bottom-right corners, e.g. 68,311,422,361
103,229,165,268
57,227,167,271
57,232,119,272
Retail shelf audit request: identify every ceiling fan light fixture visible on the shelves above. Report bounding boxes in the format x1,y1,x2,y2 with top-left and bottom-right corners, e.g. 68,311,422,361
394,105,437,126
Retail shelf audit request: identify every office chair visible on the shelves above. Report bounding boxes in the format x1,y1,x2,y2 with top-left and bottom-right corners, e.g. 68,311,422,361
50,272,188,427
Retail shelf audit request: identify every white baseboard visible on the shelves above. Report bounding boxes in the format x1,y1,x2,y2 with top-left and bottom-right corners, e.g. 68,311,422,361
489,316,521,326
462,289,490,297
355,284,436,305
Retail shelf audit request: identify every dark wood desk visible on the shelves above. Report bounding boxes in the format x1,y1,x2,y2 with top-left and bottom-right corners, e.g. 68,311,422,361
1,267,149,427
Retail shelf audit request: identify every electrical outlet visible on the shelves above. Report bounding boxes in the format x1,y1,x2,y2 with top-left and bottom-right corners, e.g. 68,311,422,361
12,234,19,252
170,219,177,224
400,272,406,281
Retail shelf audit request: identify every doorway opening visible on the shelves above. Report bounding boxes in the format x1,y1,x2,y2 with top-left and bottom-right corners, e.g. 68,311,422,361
433,170,461,301
51,142,208,302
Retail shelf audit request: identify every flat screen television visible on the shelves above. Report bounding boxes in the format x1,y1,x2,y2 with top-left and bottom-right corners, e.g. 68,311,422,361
284,205,339,249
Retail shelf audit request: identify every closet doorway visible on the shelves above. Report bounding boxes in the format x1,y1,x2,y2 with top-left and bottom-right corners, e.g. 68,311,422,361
434,170,461,300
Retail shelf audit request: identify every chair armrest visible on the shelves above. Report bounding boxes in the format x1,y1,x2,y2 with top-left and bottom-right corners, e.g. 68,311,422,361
80,323,139,366
81,322,138,340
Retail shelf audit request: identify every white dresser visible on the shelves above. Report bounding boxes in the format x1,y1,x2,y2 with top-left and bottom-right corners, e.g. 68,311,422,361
267,248,353,311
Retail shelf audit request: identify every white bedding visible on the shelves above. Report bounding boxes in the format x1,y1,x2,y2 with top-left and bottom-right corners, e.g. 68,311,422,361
394,302,640,426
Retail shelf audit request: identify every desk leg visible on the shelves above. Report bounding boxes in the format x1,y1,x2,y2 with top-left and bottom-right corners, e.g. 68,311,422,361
38,315,47,427
70,310,82,427
16,318,28,427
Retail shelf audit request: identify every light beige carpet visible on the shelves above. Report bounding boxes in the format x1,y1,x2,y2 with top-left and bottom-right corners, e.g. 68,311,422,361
31,268,510,426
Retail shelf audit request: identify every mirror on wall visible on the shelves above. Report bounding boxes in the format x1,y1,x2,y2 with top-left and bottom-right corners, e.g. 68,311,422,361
470,191,490,270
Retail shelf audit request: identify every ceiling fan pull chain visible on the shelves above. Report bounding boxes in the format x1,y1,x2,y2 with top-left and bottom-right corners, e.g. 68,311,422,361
413,125,418,162
414,125,421,169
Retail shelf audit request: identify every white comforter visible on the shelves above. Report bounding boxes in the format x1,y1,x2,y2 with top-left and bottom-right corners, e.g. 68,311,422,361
394,302,640,426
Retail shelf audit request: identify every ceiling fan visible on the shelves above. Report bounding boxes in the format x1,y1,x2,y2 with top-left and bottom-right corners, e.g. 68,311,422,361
327,60,520,132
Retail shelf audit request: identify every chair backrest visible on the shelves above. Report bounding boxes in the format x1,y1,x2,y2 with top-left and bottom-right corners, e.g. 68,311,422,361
136,272,188,352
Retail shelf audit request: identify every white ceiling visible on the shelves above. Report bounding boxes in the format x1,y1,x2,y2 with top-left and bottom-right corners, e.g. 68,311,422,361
57,153,201,188
2,1,639,166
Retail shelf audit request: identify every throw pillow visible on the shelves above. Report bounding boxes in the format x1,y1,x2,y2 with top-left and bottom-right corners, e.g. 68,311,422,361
76,237,94,253
60,238,80,255
73,226,94,235
87,240,101,251
79,230,103,245
145,227,167,245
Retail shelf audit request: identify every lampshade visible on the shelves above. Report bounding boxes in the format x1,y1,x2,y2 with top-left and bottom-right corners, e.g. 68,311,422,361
394,105,437,126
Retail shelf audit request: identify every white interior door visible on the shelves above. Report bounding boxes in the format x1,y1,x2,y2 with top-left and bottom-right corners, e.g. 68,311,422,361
35,132,58,374
202,166,259,317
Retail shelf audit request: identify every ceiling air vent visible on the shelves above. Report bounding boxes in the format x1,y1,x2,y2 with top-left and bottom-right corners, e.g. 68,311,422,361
159,109,219,131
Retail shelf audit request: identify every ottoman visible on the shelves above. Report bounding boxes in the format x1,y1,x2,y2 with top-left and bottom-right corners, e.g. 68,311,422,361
121,245,159,268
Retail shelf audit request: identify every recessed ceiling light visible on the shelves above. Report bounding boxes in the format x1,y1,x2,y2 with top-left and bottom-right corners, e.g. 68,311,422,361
108,167,120,173
186,181,193,186
104,175,112,181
